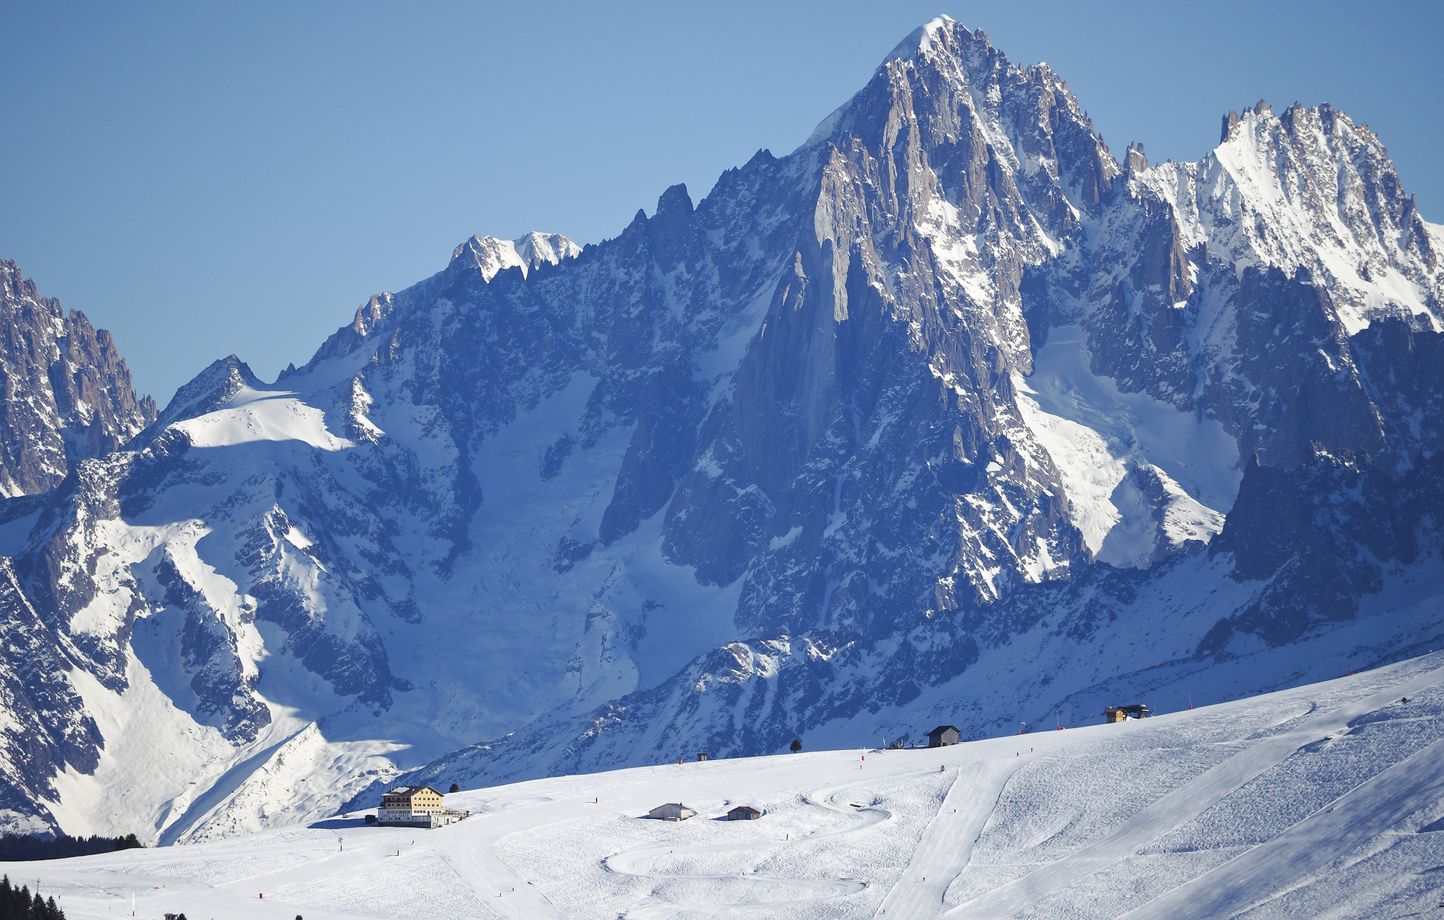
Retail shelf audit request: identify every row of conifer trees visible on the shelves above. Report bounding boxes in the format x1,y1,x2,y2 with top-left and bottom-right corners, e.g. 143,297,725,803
0,875,64,919
0,833,141,862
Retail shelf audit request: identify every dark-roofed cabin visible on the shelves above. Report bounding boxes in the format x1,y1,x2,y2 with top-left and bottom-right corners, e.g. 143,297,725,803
1104,704,1152,723
927,725,961,747
726,805,763,821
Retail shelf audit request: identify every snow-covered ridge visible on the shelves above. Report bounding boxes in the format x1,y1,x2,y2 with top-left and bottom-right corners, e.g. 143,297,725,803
1134,101,1443,335
0,15,1440,850
292,230,581,373
882,12,961,63
145,354,263,433
171,383,351,451
13,653,1444,919
449,231,582,281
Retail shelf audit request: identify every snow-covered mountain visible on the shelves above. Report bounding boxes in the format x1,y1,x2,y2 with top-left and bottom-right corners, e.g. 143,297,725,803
449,231,584,281
10,652,1444,919
0,261,154,497
0,16,1441,844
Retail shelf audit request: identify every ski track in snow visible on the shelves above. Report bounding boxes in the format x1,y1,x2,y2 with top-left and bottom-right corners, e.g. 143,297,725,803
875,758,1027,918
1122,736,1444,919
604,775,886,918
10,653,1444,920
945,660,1444,918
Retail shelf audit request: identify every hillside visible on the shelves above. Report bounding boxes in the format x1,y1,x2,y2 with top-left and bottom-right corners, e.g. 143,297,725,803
0,15,1439,841
10,652,1444,919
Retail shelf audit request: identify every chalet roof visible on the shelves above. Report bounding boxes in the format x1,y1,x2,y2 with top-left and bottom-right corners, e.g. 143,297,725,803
385,785,441,797
929,724,961,734
728,805,762,814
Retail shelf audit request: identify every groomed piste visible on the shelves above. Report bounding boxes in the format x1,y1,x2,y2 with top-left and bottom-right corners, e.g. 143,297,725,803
11,651,1444,919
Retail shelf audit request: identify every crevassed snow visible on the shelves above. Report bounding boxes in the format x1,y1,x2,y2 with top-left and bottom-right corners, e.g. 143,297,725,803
17,652,1444,920
1014,327,1240,566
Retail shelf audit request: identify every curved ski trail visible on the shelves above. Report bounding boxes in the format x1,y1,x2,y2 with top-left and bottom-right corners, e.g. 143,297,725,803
946,661,1444,918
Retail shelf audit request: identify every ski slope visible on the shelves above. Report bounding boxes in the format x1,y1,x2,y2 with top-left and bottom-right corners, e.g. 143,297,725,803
11,652,1444,919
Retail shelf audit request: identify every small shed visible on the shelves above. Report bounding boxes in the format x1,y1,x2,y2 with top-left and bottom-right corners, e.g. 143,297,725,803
697,752,710,762
1104,704,1152,723
927,725,961,747
726,805,763,821
647,803,697,822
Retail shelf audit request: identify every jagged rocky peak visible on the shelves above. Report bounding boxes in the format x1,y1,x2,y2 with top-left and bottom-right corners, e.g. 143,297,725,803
0,259,34,301
2,16,1443,846
882,13,983,65
1219,99,1273,142
449,231,582,281
812,14,1118,232
151,354,264,431
1136,98,1444,336
299,230,583,375
0,259,155,495
349,291,396,340
1123,141,1149,177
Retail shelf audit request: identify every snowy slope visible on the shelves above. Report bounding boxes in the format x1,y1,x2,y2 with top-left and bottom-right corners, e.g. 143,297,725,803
1142,103,1442,336
1012,325,1239,566
12,653,1444,920
0,15,1441,845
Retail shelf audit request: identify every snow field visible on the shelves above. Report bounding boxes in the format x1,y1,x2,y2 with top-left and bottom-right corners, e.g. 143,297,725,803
171,385,351,452
10,652,1444,919
1012,326,1240,568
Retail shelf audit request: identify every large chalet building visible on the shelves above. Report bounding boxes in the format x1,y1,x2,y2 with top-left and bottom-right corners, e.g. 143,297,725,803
376,786,466,828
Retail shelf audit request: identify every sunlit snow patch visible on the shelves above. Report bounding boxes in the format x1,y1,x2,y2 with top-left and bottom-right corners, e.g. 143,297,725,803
172,384,352,451
1014,326,1240,567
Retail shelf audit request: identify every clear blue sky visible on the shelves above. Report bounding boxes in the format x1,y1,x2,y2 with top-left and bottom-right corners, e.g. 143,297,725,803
4,1,1441,402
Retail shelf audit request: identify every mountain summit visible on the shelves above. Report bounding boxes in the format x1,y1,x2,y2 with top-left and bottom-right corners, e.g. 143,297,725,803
0,18,1439,842
449,231,582,281
0,260,154,496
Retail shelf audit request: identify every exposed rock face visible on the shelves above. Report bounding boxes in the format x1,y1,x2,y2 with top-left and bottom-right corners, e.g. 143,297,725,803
145,355,262,434
0,17,1441,842
0,261,155,496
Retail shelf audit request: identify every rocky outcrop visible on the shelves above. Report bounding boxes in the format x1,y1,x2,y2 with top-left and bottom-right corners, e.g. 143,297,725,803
1,17,1442,841
0,261,155,496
